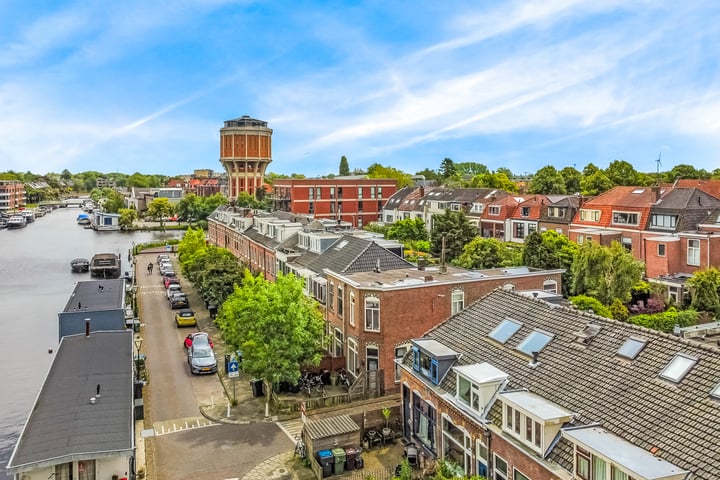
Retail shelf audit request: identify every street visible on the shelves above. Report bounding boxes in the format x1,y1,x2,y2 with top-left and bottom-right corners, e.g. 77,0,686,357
135,251,292,480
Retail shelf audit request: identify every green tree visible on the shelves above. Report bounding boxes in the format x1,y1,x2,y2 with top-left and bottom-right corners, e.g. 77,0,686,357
146,197,174,228
560,166,582,194
605,160,639,186
522,230,578,295
439,158,457,179
664,164,706,182
454,237,520,269
415,168,441,183
430,210,477,262
571,241,645,305
569,295,612,318
528,166,566,194
61,169,72,180
118,208,137,230
339,156,350,176
626,308,698,333
686,267,720,316
454,162,489,176
580,170,613,196
367,164,412,187
103,190,126,213
217,271,325,416
386,218,428,243
469,172,518,193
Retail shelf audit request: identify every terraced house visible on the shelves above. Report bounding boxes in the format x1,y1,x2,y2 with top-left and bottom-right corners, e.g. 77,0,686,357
398,288,720,480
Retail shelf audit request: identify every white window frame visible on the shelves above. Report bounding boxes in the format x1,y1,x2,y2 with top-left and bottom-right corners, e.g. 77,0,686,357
513,469,531,480
580,209,601,222
612,211,639,225
349,292,355,326
347,338,358,376
502,401,544,454
394,344,409,382
365,296,380,332
366,345,379,371
687,239,700,266
494,453,508,480
543,279,557,294
337,285,344,317
451,289,465,315
456,373,481,413
489,205,501,216
333,328,343,357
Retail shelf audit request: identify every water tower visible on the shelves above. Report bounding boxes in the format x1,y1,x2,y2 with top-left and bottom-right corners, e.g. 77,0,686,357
219,116,272,198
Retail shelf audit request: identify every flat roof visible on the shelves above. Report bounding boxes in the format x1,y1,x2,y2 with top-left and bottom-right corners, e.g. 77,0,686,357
62,279,126,313
500,391,573,421
563,427,688,479
7,330,134,473
454,363,508,384
414,339,458,358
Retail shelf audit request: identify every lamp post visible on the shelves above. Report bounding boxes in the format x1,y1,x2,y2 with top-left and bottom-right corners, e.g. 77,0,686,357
131,284,139,315
134,336,143,381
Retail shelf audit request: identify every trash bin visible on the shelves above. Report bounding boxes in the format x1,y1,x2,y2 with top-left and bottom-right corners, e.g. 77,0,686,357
354,448,364,469
331,447,346,475
344,447,357,471
317,450,333,478
250,379,264,397
208,305,217,318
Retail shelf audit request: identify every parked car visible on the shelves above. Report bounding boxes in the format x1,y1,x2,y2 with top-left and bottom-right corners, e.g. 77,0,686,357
166,283,182,299
184,332,213,349
157,254,170,263
164,275,179,289
169,293,189,309
159,263,174,275
175,309,196,327
188,345,217,374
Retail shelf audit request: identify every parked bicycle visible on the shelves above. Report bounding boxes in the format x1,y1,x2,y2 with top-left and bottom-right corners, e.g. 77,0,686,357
336,367,351,390
294,435,306,458
297,370,326,397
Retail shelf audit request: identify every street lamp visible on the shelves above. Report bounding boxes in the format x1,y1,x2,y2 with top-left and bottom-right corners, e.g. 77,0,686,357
134,336,143,381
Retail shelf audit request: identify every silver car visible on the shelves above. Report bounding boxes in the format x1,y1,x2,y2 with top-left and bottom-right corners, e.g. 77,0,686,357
188,345,217,375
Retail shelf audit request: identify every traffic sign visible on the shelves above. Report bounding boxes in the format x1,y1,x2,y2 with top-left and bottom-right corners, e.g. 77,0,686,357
228,360,239,378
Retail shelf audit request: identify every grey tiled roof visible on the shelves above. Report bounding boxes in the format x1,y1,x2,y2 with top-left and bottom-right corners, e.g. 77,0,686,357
244,226,280,249
424,289,720,480
305,235,413,276
648,188,720,232
7,330,134,473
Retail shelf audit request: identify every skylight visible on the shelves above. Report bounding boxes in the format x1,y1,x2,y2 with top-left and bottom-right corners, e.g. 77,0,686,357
711,383,720,400
335,240,349,250
488,318,522,344
632,188,645,194
659,354,697,383
517,330,553,356
617,337,647,360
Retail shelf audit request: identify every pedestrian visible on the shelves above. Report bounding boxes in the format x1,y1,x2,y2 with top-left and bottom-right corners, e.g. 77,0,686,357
147,262,153,275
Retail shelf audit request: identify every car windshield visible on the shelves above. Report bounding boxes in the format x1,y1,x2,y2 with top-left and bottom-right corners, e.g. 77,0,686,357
180,311,193,317
192,334,210,347
194,347,213,358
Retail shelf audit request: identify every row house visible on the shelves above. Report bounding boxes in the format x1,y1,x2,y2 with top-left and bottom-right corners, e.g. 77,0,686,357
382,186,430,223
399,288,719,479
325,264,563,394
537,194,583,236
0,180,26,212
269,177,398,228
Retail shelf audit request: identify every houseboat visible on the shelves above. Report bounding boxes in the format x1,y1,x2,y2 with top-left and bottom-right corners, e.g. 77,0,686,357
89,253,122,279
70,258,90,273
7,215,27,229
21,210,35,223
91,211,121,231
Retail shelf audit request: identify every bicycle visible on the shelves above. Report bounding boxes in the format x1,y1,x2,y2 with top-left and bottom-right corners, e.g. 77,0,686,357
294,435,306,458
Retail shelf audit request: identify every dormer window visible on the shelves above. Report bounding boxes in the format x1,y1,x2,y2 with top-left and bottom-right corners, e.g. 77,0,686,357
411,339,458,386
454,363,508,415
500,391,573,454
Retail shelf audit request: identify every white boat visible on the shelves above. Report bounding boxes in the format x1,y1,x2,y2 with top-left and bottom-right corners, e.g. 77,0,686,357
21,210,35,223
7,215,27,229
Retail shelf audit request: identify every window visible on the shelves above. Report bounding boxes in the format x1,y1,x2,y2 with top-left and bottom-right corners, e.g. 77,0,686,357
514,470,530,480
576,447,591,480
612,212,639,225
55,462,73,480
334,328,344,357
349,293,355,326
366,346,379,371
516,330,553,356
659,353,697,383
650,214,677,229
457,374,481,412
521,206,530,217
476,438,489,477
395,344,409,381
593,456,607,480
687,239,700,266
365,297,380,331
489,206,501,215
547,206,565,218
316,187,321,199
617,338,647,360
78,459,96,480
494,454,508,480
580,209,601,222
658,244,666,256
328,282,335,311
370,186,376,198
514,223,525,238
451,290,464,315
576,446,637,480
543,280,557,294
358,187,363,199
347,338,358,375
378,186,383,198
308,187,314,199
330,187,335,199
488,318,522,344
337,285,343,316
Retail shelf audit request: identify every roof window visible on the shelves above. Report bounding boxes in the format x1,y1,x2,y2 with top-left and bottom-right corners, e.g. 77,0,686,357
616,337,647,360
517,330,553,356
711,382,720,400
488,318,522,344
574,324,601,345
659,354,697,383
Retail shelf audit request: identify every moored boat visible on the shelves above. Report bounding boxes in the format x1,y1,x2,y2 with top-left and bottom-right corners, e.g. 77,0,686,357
0,218,7,229
21,210,35,223
77,213,91,225
7,215,27,229
89,253,122,278
70,258,90,273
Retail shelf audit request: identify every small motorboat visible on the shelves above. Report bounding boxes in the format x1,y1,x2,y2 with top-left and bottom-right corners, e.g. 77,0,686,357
77,213,91,225
70,258,90,273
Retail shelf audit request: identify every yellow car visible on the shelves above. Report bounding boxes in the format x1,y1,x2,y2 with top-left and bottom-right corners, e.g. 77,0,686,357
175,309,196,327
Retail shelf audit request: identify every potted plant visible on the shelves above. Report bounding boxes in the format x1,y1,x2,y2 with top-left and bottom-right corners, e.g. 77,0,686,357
382,407,392,439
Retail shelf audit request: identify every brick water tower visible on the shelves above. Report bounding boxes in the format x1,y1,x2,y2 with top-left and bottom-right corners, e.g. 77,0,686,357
219,115,272,198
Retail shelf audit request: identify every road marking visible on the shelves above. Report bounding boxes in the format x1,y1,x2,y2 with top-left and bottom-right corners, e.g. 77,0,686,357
153,416,218,436
276,418,304,442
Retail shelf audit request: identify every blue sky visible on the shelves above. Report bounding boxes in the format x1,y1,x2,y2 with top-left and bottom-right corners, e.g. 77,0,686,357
1,1,719,178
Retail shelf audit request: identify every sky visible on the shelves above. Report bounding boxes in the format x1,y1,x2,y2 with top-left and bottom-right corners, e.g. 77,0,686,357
1,1,719,178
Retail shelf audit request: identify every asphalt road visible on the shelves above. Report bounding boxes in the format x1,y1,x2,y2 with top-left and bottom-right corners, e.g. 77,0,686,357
135,252,292,480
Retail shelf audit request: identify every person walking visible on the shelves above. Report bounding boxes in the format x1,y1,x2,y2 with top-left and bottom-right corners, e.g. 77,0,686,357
147,262,153,275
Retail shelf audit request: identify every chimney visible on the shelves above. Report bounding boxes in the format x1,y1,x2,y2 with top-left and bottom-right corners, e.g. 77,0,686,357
529,351,540,367
652,185,660,202
424,275,434,282
419,186,425,197
96,384,101,397
85,318,91,337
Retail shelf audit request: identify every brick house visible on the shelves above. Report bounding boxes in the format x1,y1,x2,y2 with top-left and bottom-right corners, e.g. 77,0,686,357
479,194,523,240
0,180,26,213
270,177,398,228
325,265,563,394
537,194,583,236
398,288,719,479
508,195,547,243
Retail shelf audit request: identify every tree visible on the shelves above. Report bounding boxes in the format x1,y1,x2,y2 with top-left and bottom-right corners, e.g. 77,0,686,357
439,158,457,179
430,210,477,262
664,164,706,182
146,197,174,228
454,162,489,176
339,156,350,176
570,241,645,305
217,271,325,416
118,208,137,230
522,231,578,295
686,267,720,316
469,172,518,193
528,166,566,194
454,237,520,269
605,160,639,186
569,295,612,318
386,218,428,243
580,170,613,196
367,164,413,187
415,168,440,183
560,166,582,194
61,169,72,180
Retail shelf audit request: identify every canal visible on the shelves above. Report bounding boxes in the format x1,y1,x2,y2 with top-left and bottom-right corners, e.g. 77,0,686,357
0,207,182,480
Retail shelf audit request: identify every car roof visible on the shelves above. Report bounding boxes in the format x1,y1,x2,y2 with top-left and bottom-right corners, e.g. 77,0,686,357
178,309,194,315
